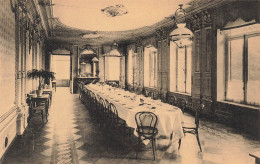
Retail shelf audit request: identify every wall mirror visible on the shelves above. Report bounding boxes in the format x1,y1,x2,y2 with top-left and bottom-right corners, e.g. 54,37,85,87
78,49,99,77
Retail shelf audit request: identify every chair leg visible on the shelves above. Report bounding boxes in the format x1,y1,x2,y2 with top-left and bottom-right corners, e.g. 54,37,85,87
136,136,141,159
152,138,156,160
196,133,202,152
41,110,44,124
154,138,157,150
178,139,182,150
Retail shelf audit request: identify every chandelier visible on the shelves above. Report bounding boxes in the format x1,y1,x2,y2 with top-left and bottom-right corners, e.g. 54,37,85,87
111,40,118,49
169,4,193,48
101,4,128,17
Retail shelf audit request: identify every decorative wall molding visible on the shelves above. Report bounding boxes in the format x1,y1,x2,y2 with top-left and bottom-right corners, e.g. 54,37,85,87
186,9,213,32
135,37,142,47
51,48,71,55
141,36,157,49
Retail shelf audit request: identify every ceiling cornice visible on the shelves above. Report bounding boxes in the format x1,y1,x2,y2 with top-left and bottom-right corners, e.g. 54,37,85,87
44,0,236,46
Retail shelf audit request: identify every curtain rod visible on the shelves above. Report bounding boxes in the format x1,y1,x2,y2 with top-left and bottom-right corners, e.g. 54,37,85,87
220,22,258,31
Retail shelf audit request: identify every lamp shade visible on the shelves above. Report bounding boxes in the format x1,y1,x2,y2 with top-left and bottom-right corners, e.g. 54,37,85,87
169,23,193,48
104,49,122,57
92,57,99,62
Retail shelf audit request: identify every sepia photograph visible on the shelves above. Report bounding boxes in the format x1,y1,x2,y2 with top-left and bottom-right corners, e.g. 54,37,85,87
0,0,259,163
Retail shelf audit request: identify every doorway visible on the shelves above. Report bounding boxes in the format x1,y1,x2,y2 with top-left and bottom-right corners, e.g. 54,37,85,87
52,55,71,87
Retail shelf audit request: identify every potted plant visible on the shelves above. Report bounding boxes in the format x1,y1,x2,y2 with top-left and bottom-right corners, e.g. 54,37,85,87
27,69,55,97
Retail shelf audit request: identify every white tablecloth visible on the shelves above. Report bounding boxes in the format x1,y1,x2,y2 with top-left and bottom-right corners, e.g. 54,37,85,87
85,84,184,144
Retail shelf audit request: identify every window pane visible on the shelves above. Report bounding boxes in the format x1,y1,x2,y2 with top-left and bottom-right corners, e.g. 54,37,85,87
186,46,192,93
108,57,120,81
229,39,243,80
154,52,157,88
133,54,137,85
226,39,244,102
149,52,154,87
169,43,177,92
127,50,133,84
177,48,185,92
247,35,260,105
144,48,149,87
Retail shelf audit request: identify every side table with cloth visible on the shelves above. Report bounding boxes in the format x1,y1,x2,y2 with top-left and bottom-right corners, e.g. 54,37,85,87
85,84,184,151
43,89,53,106
28,94,50,123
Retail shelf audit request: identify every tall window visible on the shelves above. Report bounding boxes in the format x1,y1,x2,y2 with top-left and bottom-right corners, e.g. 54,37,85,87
226,34,260,106
132,52,137,85
144,46,157,88
127,49,133,84
170,43,191,93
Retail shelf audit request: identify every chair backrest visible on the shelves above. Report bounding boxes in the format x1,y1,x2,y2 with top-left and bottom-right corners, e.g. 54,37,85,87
105,99,110,109
167,95,177,106
135,112,158,134
136,87,143,95
144,90,150,97
160,91,167,103
152,91,159,100
109,103,119,124
195,104,205,127
178,98,187,113
97,95,104,109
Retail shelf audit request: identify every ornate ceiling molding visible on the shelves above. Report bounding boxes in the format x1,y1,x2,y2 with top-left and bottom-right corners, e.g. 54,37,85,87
51,48,71,55
135,37,143,47
186,9,213,32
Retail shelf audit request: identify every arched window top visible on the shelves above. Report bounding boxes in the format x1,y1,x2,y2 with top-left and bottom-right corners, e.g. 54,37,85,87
104,49,122,57
81,49,95,55
52,48,71,55
145,45,157,53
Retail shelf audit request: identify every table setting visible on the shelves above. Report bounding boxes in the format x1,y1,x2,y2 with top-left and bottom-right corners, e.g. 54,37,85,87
85,83,184,151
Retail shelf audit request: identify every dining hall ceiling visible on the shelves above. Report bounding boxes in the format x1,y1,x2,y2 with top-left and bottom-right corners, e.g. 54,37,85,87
40,0,217,46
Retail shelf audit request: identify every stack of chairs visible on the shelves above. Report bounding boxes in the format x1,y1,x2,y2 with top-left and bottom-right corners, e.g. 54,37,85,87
80,88,135,145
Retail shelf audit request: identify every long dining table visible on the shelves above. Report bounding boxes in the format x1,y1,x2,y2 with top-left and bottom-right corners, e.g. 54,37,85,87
84,83,184,150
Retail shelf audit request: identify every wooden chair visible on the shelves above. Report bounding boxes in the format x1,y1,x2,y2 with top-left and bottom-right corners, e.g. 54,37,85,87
178,98,188,113
136,87,143,95
160,91,167,103
27,95,48,124
108,103,133,138
108,103,127,128
151,91,159,100
144,90,151,97
167,95,178,106
178,104,205,152
135,112,158,160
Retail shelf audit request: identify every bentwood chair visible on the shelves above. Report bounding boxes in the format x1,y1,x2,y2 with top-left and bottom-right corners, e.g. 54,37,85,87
135,112,158,160
108,103,127,129
151,91,159,100
97,97,109,126
178,104,205,152
160,91,167,103
108,103,134,140
167,95,178,106
178,98,188,113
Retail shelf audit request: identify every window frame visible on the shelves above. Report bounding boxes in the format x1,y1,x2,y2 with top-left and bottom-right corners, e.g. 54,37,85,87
225,32,260,105
172,45,191,94
144,46,158,88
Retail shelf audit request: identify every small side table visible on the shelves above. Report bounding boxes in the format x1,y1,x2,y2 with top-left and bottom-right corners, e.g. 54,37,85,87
43,89,53,106
28,94,50,123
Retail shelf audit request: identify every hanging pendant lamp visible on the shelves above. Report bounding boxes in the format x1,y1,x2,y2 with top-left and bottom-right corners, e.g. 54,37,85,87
169,4,193,48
